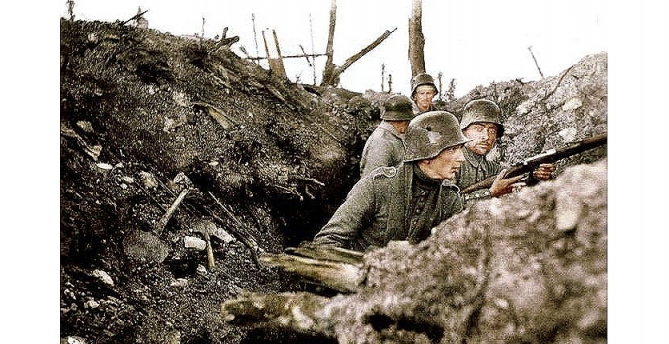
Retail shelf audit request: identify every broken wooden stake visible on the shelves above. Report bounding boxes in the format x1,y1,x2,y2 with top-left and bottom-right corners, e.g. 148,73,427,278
206,191,264,267
261,243,365,293
262,29,287,79
211,26,240,52
528,45,545,78
120,9,149,26
251,14,261,65
155,173,193,234
191,219,217,270
221,291,331,332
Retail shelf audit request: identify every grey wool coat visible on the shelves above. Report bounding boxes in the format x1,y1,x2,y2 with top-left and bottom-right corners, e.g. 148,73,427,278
313,162,463,251
455,146,503,204
359,121,406,178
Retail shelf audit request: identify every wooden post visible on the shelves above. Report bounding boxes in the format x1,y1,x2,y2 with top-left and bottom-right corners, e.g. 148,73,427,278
309,13,317,85
262,29,287,79
388,73,392,93
437,72,443,101
528,46,544,78
322,0,337,86
252,14,260,65
381,64,385,92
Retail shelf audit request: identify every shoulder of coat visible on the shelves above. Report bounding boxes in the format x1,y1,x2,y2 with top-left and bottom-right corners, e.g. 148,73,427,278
370,166,397,179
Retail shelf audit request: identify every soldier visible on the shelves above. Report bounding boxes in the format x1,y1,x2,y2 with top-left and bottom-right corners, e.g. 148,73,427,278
313,111,470,251
456,99,554,204
410,73,438,114
359,95,415,178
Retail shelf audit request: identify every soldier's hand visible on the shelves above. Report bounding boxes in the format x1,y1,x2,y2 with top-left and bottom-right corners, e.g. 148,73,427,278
532,163,555,181
489,169,525,197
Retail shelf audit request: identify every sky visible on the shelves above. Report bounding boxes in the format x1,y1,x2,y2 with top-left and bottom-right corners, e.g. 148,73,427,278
61,0,607,97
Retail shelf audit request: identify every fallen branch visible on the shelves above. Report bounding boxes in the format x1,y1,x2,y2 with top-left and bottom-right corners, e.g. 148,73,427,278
541,65,574,102
273,184,304,201
192,101,239,129
290,175,325,187
286,242,364,265
155,173,194,234
322,27,397,86
261,244,365,293
154,188,190,234
120,9,149,26
60,123,102,161
206,191,264,267
211,26,240,52
221,292,331,334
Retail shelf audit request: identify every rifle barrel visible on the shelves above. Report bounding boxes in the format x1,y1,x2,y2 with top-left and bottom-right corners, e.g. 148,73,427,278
460,132,607,194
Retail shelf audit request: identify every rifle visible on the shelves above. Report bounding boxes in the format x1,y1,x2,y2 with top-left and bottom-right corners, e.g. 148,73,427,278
460,132,607,194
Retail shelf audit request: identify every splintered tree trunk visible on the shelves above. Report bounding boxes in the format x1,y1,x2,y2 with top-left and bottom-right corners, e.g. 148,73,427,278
320,0,395,87
321,0,337,86
408,0,426,76
321,28,397,87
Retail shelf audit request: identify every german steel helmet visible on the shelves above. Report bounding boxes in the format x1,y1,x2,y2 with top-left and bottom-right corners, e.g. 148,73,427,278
460,99,505,137
410,73,437,97
404,111,471,162
381,95,414,121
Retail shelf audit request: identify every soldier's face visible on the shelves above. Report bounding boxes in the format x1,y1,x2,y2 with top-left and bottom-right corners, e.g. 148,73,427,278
413,88,436,112
420,144,466,180
463,123,498,155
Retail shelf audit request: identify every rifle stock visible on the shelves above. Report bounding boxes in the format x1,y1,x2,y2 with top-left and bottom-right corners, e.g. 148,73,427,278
460,132,607,194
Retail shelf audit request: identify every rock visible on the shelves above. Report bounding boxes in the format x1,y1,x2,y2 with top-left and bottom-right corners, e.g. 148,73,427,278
183,236,207,250
213,228,235,244
61,336,87,344
139,171,158,189
95,163,114,174
122,230,169,263
76,120,94,133
84,300,100,309
91,269,114,286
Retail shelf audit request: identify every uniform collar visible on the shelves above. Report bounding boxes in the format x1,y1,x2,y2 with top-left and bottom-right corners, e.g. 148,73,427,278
379,121,405,139
464,145,487,168
412,163,443,189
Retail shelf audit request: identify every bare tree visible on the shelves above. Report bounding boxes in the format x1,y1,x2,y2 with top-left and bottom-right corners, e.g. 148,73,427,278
408,0,426,77
320,0,396,87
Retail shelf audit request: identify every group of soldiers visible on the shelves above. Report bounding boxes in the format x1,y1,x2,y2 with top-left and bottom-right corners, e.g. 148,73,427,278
313,73,554,251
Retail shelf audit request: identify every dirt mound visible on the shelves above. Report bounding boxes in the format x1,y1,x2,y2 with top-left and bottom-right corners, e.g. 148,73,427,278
60,18,376,343
60,18,606,344
222,159,607,343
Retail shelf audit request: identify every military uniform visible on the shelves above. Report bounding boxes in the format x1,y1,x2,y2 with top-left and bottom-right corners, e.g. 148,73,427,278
313,162,463,251
359,121,406,178
456,144,502,204
456,99,507,205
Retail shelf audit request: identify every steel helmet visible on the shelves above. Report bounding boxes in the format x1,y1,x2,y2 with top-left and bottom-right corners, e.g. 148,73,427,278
460,99,505,137
404,111,471,162
410,73,437,98
381,95,414,121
